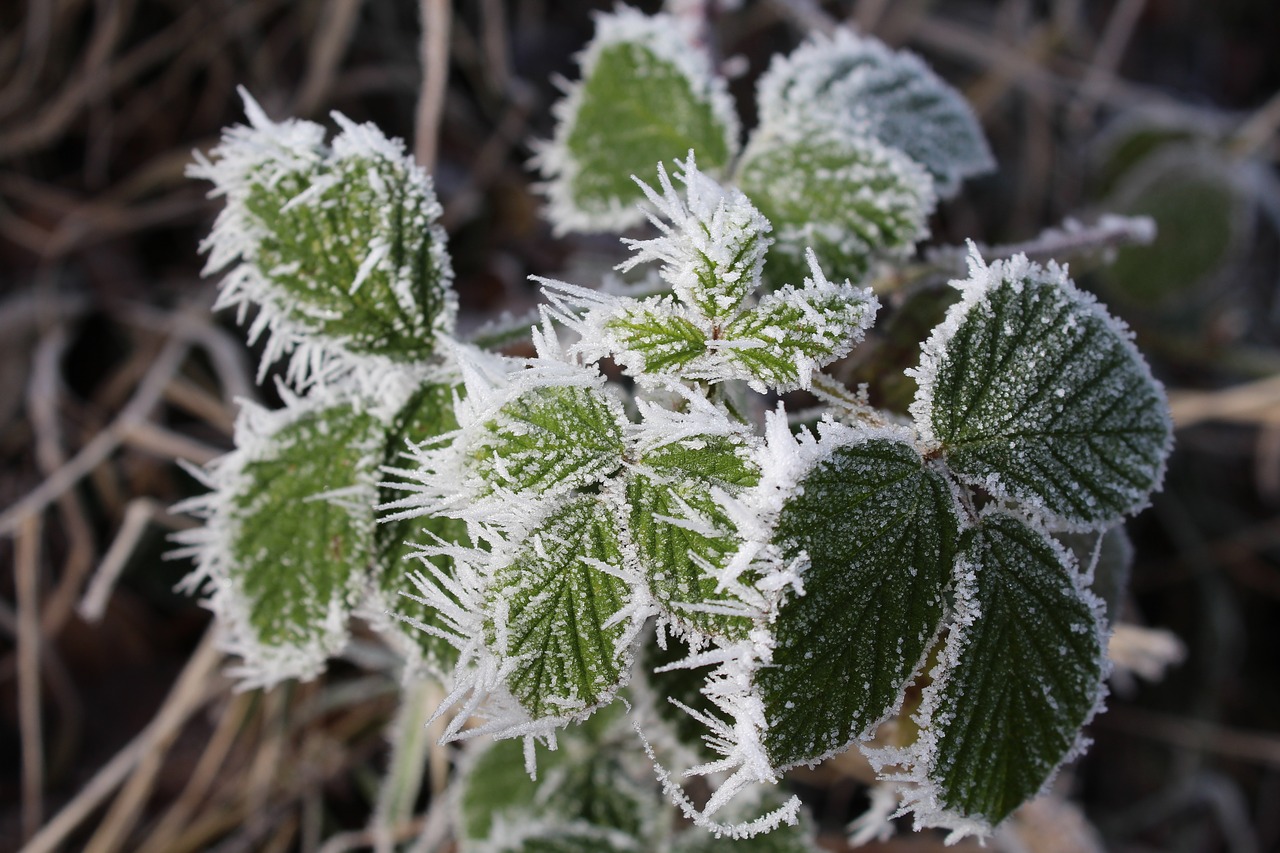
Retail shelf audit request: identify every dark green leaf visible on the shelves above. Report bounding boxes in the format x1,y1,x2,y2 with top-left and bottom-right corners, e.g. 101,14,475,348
914,252,1172,527
757,437,959,768
914,513,1105,827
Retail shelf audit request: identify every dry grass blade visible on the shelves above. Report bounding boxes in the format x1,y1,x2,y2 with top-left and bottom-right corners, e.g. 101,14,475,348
414,0,451,171
21,627,226,853
17,514,46,843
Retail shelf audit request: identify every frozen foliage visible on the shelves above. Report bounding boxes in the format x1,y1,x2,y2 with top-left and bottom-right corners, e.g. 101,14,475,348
546,156,879,394
736,129,936,286
190,89,455,390
182,7,1178,850
910,245,1173,529
755,28,994,198
173,388,384,689
533,5,739,233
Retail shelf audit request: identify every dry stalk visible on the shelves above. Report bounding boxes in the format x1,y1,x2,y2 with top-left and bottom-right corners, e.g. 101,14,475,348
17,514,45,843
414,0,452,171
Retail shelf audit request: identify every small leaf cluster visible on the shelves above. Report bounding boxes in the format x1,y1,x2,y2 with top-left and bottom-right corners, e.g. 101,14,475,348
181,7,1175,851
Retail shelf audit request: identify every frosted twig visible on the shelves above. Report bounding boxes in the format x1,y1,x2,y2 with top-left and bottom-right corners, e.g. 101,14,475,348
926,215,1156,271
17,514,44,842
371,679,439,853
414,0,451,171
21,628,225,853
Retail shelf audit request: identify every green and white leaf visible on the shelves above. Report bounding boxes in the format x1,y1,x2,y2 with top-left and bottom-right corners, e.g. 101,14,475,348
534,6,739,234
367,381,469,674
483,492,643,725
755,28,993,198
722,251,879,393
472,819,643,853
873,512,1107,839
173,393,384,688
736,130,935,287
190,90,455,389
628,398,761,638
755,431,960,770
470,383,627,499
602,295,709,377
619,156,771,322
910,246,1172,528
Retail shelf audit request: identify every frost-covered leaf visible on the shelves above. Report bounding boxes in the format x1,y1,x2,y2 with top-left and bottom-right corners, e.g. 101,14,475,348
674,819,819,853
756,29,993,197
373,382,468,672
190,91,454,387
486,494,639,721
723,251,879,393
535,7,738,234
621,157,771,322
629,432,759,638
460,737,562,842
472,385,627,498
890,513,1107,834
603,296,709,375
736,130,934,286
175,397,383,688
757,436,959,769
911,248,1172,528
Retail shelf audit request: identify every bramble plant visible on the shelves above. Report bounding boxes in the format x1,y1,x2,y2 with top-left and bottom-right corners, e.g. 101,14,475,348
179,6,1173,850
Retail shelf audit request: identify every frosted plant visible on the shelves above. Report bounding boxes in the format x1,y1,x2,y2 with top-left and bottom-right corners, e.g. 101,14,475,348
181,7,1174,852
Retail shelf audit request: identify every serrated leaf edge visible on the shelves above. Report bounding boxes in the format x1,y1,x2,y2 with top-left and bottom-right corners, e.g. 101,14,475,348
531,5,740,235
907,243,1174,530
863,509,1112,842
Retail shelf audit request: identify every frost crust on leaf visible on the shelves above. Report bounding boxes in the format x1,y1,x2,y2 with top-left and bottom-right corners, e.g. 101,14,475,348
532,5,739,234
909,245,1173,529
755,28,993,197
189,89,455,390
736,129,935,286
173,388,385,688
867,511,1110,840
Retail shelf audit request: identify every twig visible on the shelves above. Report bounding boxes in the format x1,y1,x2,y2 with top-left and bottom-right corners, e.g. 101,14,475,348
1100,708,1280,769
0,334,188,538
17,515,45,843
293,0,365,116
924,214,1156,273
414,0,451,171
371,679,436,853
28,324,98,639
122,419,223,465
79,498,196,623
135,692,252,853
21,627,225,853
1069,0,1148,127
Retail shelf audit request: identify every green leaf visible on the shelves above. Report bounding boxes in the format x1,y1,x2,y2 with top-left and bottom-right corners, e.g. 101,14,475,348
757,437,959,769
538,8,737,234
673,821,818,853
736,131,934,286
629,431,759,638
723,262,878,393
460,737,567,842
472,385,627,498
486,494,637,720
374,382,469,671
755,29,993,197
604,297,708,375
910,513,1105,829
224,401,383,682
1101,148,1251,309
912,250,1172,528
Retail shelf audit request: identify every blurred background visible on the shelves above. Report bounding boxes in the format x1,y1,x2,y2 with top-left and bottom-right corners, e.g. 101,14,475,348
1,1,1278,851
